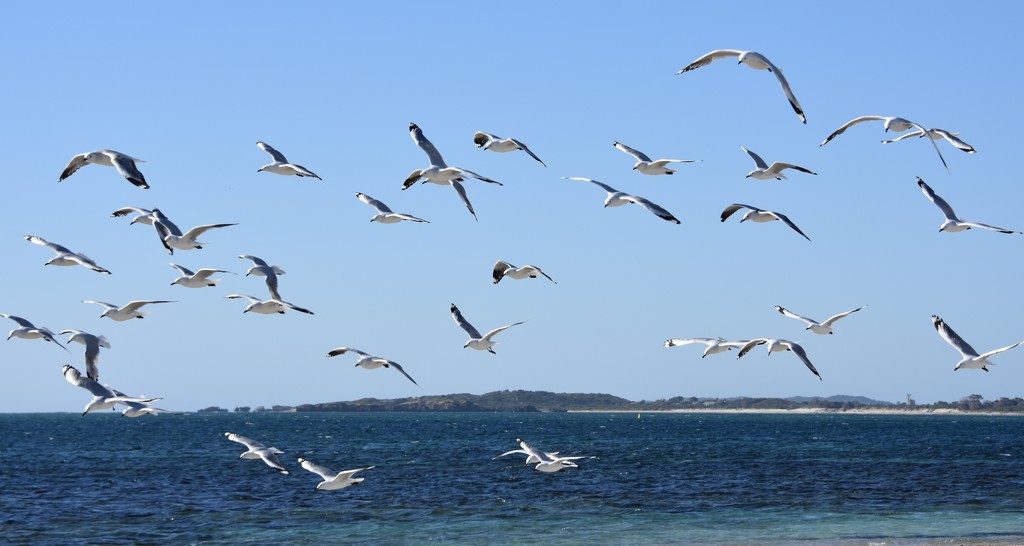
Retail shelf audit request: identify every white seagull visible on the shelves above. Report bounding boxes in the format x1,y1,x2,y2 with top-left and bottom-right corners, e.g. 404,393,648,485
720,204,810,241
613,141,700,175
820,115,948,170
59,150,149,189
775,305,866,335
224,432,290,474
24,235,111,274
298,458,375,491
535,455,593,473
473,131,546,166
402,123,502,221
492,260,556,284
152,212,236,255
916,177,1021,234
566,177,681,224
740,146,816,180
256,140,321,179
327,347,419,386
225,294,314,315
451,303,524,354
882,128,976,154
59,329,110,381
736,339,822,381
114,391,173,418
494,438,561,464
63,364,160,416
238,255,285,300
664,337,750,358
676,49,806,124
83,300,175,321
170,263,236,288
932,315,1024,372
110,206,156,225
355,192,429,224
2,314,68,352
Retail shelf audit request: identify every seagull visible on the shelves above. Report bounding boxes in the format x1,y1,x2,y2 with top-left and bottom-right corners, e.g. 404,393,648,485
676,50,806,124
819,115,948,170
565,177,680,224
916,177,1021,234
720,204,810,241
59,329,110,380
225,294,314,315
450,303,524,354
114,391,173,418
355,192,429,224
327,347,419,386
494,438,560,464
740,146,816,180
59,150,149,189
932,315,1024,372
153,216,236,255
402,123,502,221
24,235,111,274
298,458,375,491
664,338,750,358
170,263,236,288
492,260,556,284
256,140,321,179
83,300,175,321
224,432,290,474
535,455,593,473
882,128,976,154
110,206,156,225
736,339,822,380
2,314,68,352
238,255,285,300
63,364,160,416
613,141,700,175
775,305,866,335
473,131,546,166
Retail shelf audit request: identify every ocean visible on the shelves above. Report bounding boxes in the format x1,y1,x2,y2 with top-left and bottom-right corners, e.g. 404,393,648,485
1,412,1023,545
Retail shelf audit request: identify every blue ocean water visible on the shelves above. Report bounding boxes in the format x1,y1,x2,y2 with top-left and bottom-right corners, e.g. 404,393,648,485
1,412,1023,545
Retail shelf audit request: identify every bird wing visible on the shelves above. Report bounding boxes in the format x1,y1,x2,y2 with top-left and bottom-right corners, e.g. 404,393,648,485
63,364,115,398
775,306,816,326
299,458,336,480
720,204,757,222
410,123,447,167
280,301,314,315
564,177,619,195
122,300,174,313
263,270,282,301
768,211,811,241
977,340,1024,361
932,315,980,358
256,140,289,163
450,181,478,221
820,116,887,146
111,206,153,219
932,129,975,153
107,152,148,188
182,223,236,240
782,341,822,380
192,268,232,280
152,209,183,236
82,300,118,311
450,304,483,339
452,167,502,185
676,49,744,74
627,195,681,224
762,56,806,123
821,306,866,327
169,263,194,276
327,347,369,358
472,131,496,148
388,361,419,386
523,265,556,283
958,221,1022,235
334,466,375,480
613,141,652,163
287,163,321,179
481,321,525,342
881,130,924,144
239,255,270,267
906,120,949,172
84,336,102,381
769,162,816,175
355,192,393,214
226,294,261,303
664,338,716,348
508,138,546,166
59,153,90,181
736,339,769,358
225,432,266,450
916,177,958,222
1,314,35,328
258,450,289,473
25,235,72,254
492,260,513,283
740,146,769,170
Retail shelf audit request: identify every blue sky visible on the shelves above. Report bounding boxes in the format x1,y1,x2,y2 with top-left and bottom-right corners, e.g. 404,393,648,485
2,2,1022,412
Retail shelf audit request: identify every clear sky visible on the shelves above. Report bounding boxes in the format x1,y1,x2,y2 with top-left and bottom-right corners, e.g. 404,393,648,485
2,2,1022,412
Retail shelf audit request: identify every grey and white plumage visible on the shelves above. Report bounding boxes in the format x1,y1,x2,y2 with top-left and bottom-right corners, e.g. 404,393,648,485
736,338,822,380
820,115,948,170
238,255,285,300
775,305,865,335
170,263,235,288
882,128,976,154
565,177,681,224
613,141,699,175
225,294,314,315
492,260,556,284
113,390,173,418
450,303,524,354
24,235,111,274
224,432,289,474
2,314,68,352
676,49,806,124
740,146,816,180
63,364,160,416
152,213,236,255
494,438,560,464
256,140,321,179
355,192,429,224
110,206,156,225
59,329,110,380
664,337,750,358
59,150,148,189
916,177,1021,234
473,131,546,166
719,204,810,241
83,300,175,321
327,347,419,386
298,458,374,491
932,315,1023,372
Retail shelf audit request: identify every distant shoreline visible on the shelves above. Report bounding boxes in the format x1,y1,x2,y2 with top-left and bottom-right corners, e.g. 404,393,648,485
570,408,1024,416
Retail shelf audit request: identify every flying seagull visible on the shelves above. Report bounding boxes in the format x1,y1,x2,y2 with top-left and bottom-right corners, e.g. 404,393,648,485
882,128,976,154
820,115,948,171
59,150,148,189
775,305,866,335
298,458,375,491
170,263,235,288
224,432,290,474
494,438,561,464
83,300,175,321
238,255,285,300
110,206,156,225
24,235,111,274
327,347,419,386
473,131,546,166
613,141,700,175
492,260,556,284
676,50,806,124
664,338,750,358
932,315,1023,372
113,390,173,418
720,204,810,241
224,294,314,315
63,364,159,416
355,192,429,224
916,177,1021,234
1,314,68,352
59,329,110,381
740,146,816,180
152,214,236,255
565,177,680,224
736,339,822,380
256,140,321,179
450,303,524,354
